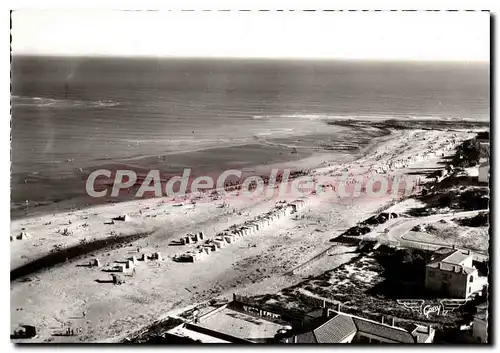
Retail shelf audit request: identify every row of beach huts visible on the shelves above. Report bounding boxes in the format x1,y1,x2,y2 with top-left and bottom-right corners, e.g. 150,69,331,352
174,198,310,262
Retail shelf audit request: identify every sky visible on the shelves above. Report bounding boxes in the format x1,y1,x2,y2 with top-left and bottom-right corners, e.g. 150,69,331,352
11,10,490,61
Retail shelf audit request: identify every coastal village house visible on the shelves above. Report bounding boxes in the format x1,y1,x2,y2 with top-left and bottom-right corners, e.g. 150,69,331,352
282,308,434,343
425,249,478,299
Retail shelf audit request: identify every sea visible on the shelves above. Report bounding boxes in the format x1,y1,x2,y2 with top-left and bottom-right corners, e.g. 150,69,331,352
11,57,490,217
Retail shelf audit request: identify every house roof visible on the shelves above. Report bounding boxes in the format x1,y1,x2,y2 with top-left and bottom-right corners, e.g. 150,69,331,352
409,325,433,343
442,250,471,265
427,250,476,274
352,317,415,343
428,250,471,266
462,266,477,275
427,262,476,274
475,303,488,321
295,313,357,343
314,314,357,343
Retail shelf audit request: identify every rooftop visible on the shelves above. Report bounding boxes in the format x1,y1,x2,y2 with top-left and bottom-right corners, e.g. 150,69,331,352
167,324,231,343
427,250,476,274
295,310,430,344
352,316,415,343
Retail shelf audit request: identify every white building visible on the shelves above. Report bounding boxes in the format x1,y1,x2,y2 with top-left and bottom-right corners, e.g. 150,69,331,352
425,249,479,299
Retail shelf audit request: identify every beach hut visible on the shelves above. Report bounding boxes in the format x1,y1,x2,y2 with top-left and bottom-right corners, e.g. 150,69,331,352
154,252,162,261
214,240,225,249
126,260,135,269
140,253,149,262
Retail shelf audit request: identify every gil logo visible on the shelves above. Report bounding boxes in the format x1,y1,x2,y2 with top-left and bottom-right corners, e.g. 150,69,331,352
396,299,470,319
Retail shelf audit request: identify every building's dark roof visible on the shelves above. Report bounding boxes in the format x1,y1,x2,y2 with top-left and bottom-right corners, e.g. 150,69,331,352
427,250,475,274
475,303,488,321
299,311,419,343
427,249,476,275
295,314,357,343
313,314,357,343
352,317,415,343
428,250,470,266
304,309,324,320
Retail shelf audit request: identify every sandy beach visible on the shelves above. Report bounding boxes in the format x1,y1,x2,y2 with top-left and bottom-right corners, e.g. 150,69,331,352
10,124,478,342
